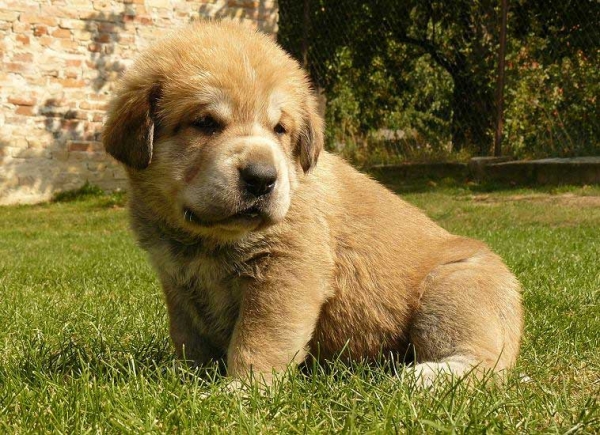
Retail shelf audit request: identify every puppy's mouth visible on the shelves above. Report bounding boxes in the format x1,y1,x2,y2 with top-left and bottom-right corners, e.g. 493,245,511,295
183,205,265,228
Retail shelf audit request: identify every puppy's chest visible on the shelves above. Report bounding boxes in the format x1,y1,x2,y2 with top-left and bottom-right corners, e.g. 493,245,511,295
153,244,255,348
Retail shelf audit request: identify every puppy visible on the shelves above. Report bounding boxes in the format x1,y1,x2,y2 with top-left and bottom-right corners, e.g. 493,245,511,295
103,21,523,386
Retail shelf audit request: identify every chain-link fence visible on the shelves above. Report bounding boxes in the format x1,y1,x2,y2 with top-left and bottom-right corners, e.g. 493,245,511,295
278,0,600,166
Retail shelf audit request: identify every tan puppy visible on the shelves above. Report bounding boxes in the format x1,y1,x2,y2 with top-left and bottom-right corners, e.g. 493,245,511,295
103,21,522,386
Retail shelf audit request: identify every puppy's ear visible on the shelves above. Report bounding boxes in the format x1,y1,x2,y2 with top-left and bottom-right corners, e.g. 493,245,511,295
296,92,324,173
103,83,161,170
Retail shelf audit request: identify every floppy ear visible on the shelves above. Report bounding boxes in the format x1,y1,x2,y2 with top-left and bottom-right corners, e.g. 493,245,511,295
103,83,161,170
296,92,324,173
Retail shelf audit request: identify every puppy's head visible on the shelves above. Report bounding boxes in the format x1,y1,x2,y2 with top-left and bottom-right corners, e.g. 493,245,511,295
103,21,323,240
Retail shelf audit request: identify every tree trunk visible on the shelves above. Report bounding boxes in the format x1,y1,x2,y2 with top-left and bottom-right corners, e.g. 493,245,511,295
451,72,495,154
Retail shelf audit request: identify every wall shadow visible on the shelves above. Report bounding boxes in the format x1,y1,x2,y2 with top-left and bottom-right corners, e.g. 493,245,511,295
1,1,279,205
1,6,129,204
198,0,277,33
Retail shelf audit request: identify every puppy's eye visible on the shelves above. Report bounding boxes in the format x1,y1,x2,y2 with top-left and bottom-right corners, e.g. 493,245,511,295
192,116,221,135
274,123,287,135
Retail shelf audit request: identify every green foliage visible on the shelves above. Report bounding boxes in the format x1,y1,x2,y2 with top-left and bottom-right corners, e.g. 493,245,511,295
278,0,600,164
52,181,105,202
504,0,600,157
52,181,127,207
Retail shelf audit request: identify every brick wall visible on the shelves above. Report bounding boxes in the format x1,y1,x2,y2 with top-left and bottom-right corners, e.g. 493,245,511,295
0,0,278,204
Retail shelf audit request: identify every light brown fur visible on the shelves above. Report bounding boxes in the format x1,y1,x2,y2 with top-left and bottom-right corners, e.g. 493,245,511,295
103,21,523,386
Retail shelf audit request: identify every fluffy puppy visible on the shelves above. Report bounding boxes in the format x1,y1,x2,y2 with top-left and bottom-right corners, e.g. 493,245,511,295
103,21,523,386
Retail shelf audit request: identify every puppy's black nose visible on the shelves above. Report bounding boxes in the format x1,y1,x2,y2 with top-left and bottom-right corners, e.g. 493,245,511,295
240,163,277,197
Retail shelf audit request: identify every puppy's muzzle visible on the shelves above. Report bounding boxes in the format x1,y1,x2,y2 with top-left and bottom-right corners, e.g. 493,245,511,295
239,163,277,197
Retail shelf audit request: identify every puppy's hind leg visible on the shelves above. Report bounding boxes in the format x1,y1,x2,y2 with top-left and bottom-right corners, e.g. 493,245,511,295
409,355,479,388
407,240,523,387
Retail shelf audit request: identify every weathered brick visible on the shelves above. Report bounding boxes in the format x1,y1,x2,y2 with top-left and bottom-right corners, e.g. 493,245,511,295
41,5,80,19
3,1,41,14
5,62,32,73
42,98,68,108
118,33,136,45
97,21,118,32
16,148,51,159
93,32,112,43
12,52,34,62
58,18,82,29
69,150,105,161
135,15,153,25
87,42,102,52
59,39,79,50
146,0,172,8
65,59,82,67
59,78,86,88
8,95,36,106
0,11,20,21
12,21,30,33
52,28,72,38
20,14,58,26
78,100,107,110
92,0,113,13
64,69,79,79
15,105,35,116
12,137,29,148
67,140,100,152
72,29,93,40
33,24,48,36
38,35,54,47
68,0,96,9
51,150,69,161
228,0,259,8
27,138,49,149
15,34,30,45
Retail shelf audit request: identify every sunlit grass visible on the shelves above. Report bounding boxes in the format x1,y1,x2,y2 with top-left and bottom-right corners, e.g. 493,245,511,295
1,184,598,432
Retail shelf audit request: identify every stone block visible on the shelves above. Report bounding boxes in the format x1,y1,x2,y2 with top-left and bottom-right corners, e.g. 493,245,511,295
12,21,31,33
0,11,20,22
59,19,88,30
59,78,87,88
15,105,35,116
146,0,172,8
59,39,79,51
33,24,48,38
40,5,80,19
3,1,41,14
8,95,37,106
20,14,59,26
15,34,30,45
12,52,34,62
52,28,72,38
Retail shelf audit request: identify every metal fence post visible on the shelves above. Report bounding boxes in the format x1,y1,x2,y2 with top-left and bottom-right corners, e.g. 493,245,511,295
494,0,509,157
302,0,310,68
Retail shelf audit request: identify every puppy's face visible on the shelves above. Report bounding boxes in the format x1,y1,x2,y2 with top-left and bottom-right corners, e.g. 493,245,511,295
103,22,323,240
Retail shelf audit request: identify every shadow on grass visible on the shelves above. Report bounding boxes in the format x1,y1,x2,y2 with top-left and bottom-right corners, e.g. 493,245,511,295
51,181,127,208
373,176,600,195
47,178,599,211
14,332,225,386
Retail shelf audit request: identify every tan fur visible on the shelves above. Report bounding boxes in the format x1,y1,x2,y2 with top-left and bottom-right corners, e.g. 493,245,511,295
103,21,523,386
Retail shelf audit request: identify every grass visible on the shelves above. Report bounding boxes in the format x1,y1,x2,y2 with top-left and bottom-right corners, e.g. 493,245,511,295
1,183,599,433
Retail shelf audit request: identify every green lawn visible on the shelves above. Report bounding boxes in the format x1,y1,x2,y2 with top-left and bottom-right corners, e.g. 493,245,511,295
1,185,599,433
